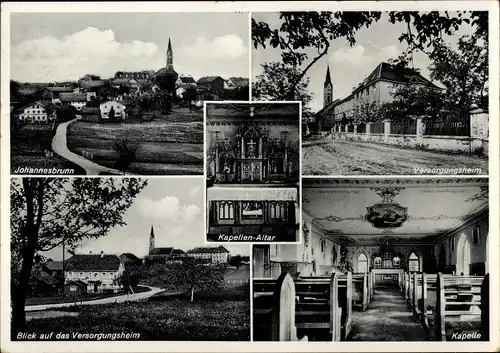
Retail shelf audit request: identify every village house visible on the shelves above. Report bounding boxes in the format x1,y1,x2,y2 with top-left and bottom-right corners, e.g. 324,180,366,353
176,76,197,88
64,280,88,296
64,252,124,293
59,93,87,111
111,78,143,94
187,246,230,264
197,76,225,97
18,102,55,123
99,100,126,120
144,225,186,263
80,107,101,122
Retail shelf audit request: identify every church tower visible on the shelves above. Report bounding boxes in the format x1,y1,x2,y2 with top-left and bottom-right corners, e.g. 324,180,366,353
324,65,333,107
166,38,174,71
149,225,155,254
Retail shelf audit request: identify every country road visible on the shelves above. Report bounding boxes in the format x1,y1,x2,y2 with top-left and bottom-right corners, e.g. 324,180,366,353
25,285,164,312
51,117,130,175
302,139,488,176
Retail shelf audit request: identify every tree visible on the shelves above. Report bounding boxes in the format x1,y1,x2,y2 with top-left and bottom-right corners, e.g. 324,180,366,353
182,86,198,110
252,11,487,99
155,72,178,96
10,80,20,99
229,255,243,268
108,106,116,121
10,178,147,335
118,84,130,97
113,132,138,173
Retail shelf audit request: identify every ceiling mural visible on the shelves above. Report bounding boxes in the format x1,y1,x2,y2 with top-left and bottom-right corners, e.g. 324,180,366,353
302,178,489,243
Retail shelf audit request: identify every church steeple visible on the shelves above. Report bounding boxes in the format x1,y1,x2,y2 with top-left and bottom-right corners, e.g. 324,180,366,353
324,65,333,107
166,38,174,70
149,225,155,254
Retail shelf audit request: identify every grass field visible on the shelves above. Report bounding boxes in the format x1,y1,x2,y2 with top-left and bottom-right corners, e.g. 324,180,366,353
66,107,203,175
11,124,85,175
23,299,250,341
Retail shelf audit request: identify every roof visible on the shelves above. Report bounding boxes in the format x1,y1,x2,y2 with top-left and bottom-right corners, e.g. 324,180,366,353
65,254,121,271
18,86,39,96
79,80,104,89
355,62,441,92
45,261,63,271
60,93,87,102
81,107,100,114
111,78,132,86
155,67,178,77
168,38,172,51
46,86,74,93
188,246,229,254
229,77,249,87
179,76,196,84
33,270,60,286
20,101,48,111
325,66,332,85
171,249,186,255
149,247,173,255
197,76,223,84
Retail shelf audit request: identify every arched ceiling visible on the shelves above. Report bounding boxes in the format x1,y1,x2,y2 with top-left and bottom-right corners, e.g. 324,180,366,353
302,178,488,245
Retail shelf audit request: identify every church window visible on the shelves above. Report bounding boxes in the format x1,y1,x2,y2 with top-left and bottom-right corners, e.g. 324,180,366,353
450,236,455,251
270,202,286,220
321,239,325,253
218,201,234,220
357,253,368,273
408,252,419,272
472,227,480,245
457,233,471,275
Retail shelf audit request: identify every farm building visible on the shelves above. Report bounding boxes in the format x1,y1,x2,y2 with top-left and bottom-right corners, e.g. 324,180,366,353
80,107,101,122
64,280,88,296
60,93,87,111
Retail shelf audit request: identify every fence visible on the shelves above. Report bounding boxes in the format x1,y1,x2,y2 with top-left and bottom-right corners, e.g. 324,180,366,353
424,111,470,136
347,124,355,133
371,120,385,134
390,119,417,135
357,122,366,134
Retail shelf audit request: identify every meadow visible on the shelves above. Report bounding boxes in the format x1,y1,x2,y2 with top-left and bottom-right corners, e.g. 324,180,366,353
66,107,203,175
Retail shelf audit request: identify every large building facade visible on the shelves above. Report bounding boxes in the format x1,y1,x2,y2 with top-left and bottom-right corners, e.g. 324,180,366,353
316,61,443,131
206,103,301,242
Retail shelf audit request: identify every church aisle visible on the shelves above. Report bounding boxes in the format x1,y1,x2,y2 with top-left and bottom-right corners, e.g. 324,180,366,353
348,285,427,341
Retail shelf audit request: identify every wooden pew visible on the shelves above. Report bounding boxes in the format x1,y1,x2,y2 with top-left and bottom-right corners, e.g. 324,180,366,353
253,273,306,341
434,273,485,341
481,273,489,341
338,272,353,340
419,272,437,336
370,271,375,298
294,273,342,341
412,272,424,319
352,273,369,311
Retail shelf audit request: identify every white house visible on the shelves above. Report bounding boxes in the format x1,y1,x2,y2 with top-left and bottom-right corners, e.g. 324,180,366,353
176,76,197,88
64,253,125,293
99,100,126,120
60,93,87,111
18,102,55,123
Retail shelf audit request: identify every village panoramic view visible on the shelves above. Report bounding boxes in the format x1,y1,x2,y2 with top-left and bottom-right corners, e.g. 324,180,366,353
10,12,249,176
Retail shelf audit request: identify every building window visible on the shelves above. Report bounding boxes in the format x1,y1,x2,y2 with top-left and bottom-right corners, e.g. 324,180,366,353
321,239,325,253
94,273,98,278
219,201,234,220
472,227,480,245
79,272,83,277
408,252,419,272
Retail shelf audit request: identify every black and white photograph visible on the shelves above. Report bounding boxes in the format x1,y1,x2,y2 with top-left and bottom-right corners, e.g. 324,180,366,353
252,11,489,175
10,177,250,341
253,177,489,341
10,12,249,176
205,102,301,243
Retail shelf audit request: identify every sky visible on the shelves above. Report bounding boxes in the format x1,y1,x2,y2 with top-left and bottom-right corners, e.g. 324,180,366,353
252,12,476,113
10,12,249,82
43,178,250,261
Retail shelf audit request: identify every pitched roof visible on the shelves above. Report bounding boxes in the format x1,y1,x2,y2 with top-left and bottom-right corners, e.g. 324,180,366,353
355,62,441,91
46,86,74,93
65,279,87,287
229,77,249,87
79,80,104,89
111,78,131,86
45,261,63,271
81,107,100,114
171,249,186,255
197,76,222,84
65,254,121,271
60,93,87,102
149,247,173,255
179,76,196,84
20,101,48,111
324,66,332,85
155,67,178,77
187,246,229,254
18,86,39,96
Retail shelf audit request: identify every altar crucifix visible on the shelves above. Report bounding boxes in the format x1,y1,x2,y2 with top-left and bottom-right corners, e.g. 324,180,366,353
246,138,257,158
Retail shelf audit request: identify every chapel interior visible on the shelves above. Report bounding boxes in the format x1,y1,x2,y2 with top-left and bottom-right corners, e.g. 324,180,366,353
252,178,489,341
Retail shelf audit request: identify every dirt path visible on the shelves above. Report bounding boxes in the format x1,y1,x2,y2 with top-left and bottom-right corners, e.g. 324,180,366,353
25,285,164,312
51,117,131,175
302,139,488,175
